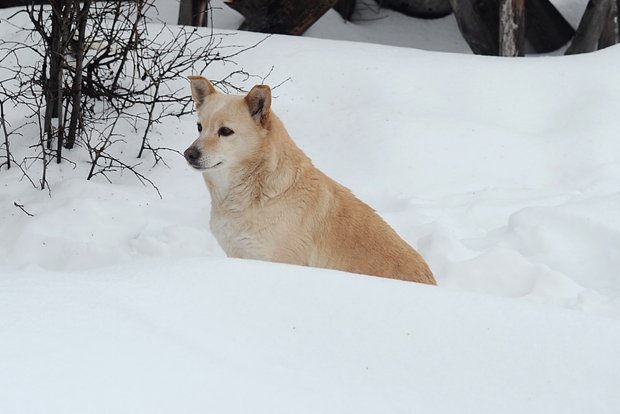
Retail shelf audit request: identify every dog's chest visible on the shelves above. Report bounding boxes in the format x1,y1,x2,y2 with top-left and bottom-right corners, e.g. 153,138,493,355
209,207,284,260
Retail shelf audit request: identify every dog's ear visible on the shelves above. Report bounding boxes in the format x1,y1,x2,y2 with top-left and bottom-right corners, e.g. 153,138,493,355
188,75,216,108
244,84,271,129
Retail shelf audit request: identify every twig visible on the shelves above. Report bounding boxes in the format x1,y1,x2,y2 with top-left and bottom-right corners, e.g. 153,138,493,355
14,202,34,217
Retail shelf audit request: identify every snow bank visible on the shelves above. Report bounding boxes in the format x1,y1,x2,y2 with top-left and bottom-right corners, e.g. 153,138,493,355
2,259,619,414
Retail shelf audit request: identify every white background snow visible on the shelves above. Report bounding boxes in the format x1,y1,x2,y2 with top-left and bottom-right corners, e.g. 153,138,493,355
1,1,619,413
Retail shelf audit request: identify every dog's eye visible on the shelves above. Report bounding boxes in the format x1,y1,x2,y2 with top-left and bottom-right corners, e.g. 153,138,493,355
197,123,202,132
218,127,234,137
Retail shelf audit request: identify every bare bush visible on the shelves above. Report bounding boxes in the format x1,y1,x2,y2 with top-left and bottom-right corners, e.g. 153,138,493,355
0,0,261,195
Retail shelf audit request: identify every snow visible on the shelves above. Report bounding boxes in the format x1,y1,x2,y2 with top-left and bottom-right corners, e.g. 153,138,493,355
2,2,620,413
2,259,620,413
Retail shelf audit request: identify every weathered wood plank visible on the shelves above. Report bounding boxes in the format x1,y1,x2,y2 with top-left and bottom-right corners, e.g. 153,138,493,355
448,0,499,55
334,0,356,21
599,0,619,48
565,0,611,54
381,0,452,19
499,0,525,57
226,0,338,35
524,0,575,53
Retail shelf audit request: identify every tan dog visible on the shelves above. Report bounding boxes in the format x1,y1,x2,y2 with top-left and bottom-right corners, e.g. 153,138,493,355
184,76,435,285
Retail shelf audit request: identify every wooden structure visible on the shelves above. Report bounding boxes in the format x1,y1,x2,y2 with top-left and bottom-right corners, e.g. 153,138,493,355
499,0,525,56
178,0,209,26
173,0,620,56
381,0,452,19
224,0,338,35
566,0,619,54
2,1,618,55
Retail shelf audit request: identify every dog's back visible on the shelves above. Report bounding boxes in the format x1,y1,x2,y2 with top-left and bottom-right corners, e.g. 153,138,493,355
308,173,435,283
185,76,435,285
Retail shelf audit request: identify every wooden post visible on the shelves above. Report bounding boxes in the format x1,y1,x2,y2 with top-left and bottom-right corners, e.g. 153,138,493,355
381,0,452,19
499,0,525,56
525,0,575,53
448,0,499,55
565,0,611,54
0,0,47,6
599,0,619,48
178,0,209,27
334,0,356,21
227,0,338,35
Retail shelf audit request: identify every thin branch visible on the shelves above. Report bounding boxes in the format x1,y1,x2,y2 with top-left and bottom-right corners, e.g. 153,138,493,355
14,202,35,217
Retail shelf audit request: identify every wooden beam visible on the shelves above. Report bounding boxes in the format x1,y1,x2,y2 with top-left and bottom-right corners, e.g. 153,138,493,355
499,0,525,56
226,0,338,35
381,0,452,19
334,0,356,21
599,0,619,48
0,0,47,6
565,0,611,54
524,0,575,53
178,0,209,27
448,0,499,55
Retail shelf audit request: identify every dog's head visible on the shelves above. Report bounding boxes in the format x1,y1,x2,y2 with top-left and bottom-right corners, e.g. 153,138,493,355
184,76,272,173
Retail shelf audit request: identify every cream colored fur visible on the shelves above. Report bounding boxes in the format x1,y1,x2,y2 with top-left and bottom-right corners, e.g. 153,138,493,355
184,76,435,285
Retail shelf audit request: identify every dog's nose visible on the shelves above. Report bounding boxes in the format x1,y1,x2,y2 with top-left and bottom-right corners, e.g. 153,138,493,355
184,146,200,164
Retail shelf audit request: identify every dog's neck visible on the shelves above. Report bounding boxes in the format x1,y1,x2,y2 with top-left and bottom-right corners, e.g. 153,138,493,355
203,119,310,210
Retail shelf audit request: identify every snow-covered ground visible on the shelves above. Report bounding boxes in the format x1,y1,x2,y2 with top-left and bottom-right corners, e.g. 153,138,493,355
2,2,620,413
3,259,620,413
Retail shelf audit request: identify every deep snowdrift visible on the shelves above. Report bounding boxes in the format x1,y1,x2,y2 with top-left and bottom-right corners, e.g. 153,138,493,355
2,259,620,413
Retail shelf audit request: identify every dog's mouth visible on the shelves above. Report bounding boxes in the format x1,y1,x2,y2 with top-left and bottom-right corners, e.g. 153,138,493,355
189,160,223,171
205,161,224,170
